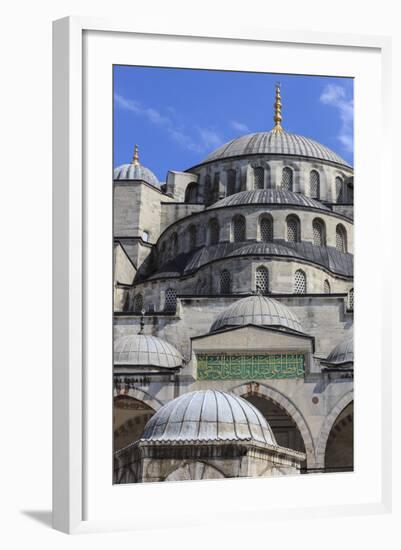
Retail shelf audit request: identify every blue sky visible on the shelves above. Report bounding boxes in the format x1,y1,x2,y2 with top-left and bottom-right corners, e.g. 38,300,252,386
114,66,353,182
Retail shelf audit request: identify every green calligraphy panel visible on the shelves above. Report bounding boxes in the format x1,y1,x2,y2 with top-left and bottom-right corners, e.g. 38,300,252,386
197,353,305,380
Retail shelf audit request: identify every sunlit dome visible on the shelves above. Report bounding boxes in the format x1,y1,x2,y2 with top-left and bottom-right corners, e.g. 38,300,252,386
210,294,303,333
141,389,277,445
114,144,159,187
114,334,183,368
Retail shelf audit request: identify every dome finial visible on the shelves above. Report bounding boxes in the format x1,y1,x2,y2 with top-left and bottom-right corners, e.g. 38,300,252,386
131,144,140,165
272,82,283,133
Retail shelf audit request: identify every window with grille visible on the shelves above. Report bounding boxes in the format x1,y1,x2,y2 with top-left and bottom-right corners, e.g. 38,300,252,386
220,270,232,294
310,170,320,199
281,167,293,191
233,215,246,242
348,288,354,310
133,293,143,312
294,269,306,294
208,219,220,245
260,217,273,242
256,266,269,294
324,280,331,294
254,167,264,190
286,216,300,242
227,169,236,196
164,288,177,312
336,224,347,252
312,219,325,246
189,225,197,249
336,177,343,202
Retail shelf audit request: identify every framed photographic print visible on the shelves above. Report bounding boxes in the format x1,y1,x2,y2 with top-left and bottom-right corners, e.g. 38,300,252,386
53,17,392,534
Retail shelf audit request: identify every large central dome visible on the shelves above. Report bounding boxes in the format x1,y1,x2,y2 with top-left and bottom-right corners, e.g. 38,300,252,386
202,130,350,167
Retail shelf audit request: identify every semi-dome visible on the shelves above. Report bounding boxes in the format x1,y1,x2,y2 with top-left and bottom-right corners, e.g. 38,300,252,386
227,242,299,258
210,295,303,333
202,130,350,167
114,144,159,186
141,389,277,445
114,334,183,368
326,335,353,366
208,189,329,210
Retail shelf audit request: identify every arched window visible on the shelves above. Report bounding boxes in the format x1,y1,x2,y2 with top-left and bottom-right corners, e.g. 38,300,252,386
294,269,307,294
208,218,220,245
164,288,177,312
188,224,197,249
220,270,232,294
260,216,273,242
205,174,212,203
232,215,246,242
133,293,143,312
213,173,220,200
348,288,354,310
312,218,325,246
310,170,320,199
335,176,344,202
336,224,347,253
254,167,264,190
185,182,197,203
256,266,269,294
227,169,236,196
286,215,300,242
324,279,331,294
281,167,293,191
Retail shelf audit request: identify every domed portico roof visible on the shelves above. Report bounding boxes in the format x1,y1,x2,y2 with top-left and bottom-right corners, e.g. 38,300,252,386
210,295,303,333
202,130,350,167
114,144,159,187
326,334,353,366
208,189,329,210
141,389,277,445
227,242,299,258
114,334,183,368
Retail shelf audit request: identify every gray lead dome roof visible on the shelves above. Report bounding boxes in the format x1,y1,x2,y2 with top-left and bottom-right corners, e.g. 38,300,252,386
326,335,354,365
210,295,303,333
114,334,183,368
209,189,329,210
202,130,350,167
113,163,159,187
141,390,277,445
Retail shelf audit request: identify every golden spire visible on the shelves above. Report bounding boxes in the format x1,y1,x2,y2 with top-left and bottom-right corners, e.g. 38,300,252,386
272,83,283,133
131,144,140,165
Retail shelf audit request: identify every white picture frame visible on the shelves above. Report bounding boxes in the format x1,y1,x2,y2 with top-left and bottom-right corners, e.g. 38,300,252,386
52,16,392,534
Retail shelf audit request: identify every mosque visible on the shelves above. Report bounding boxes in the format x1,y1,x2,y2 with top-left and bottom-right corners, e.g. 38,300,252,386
113,85,354,483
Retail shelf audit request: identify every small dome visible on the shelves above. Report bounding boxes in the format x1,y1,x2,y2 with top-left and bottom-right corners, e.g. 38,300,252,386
114,163,159,187
202,130,350,167
114,334,183,368
326,335,353,366
141,389,276,445
228,242,299,258
208,189,329,210
210,295,302,333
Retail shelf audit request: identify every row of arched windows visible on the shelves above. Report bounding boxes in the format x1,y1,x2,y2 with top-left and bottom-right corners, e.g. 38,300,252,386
131,280,352,310
197,168,350,202
165,216,348,256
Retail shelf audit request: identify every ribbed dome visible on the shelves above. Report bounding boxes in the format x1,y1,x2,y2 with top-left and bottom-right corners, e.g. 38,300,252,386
326,335,353,366
210,295,302,333
208,189,329,210
141,389,277,445
202,131,350,167
114,334,183,368
114,163,159,186
228,242,298,258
